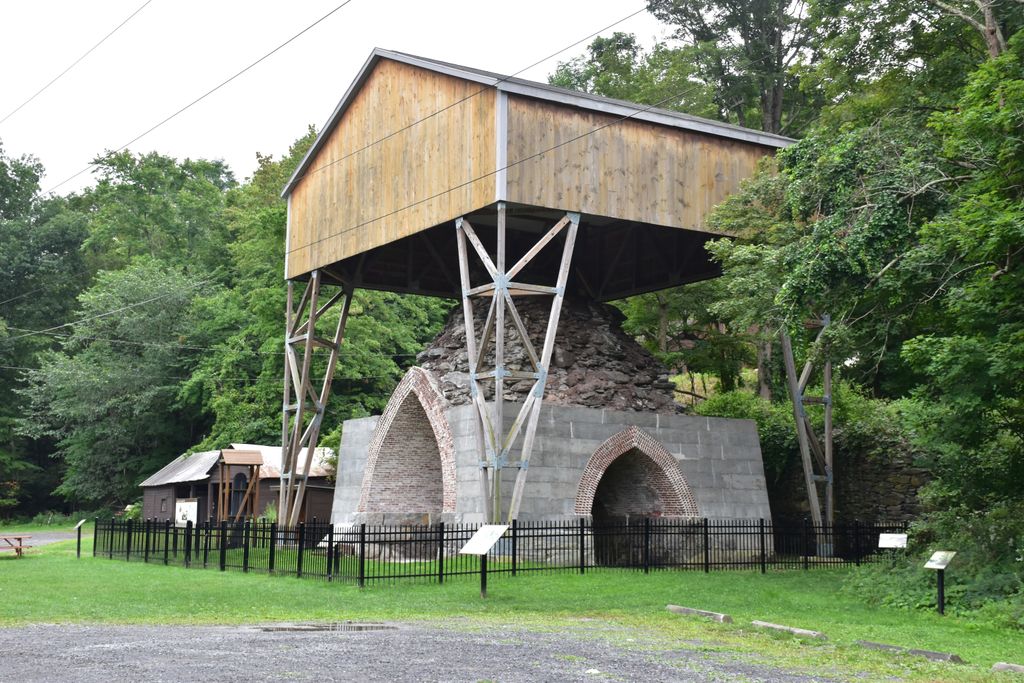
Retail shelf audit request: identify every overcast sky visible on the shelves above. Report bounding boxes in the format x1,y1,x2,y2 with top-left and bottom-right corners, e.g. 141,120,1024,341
0,1,668,196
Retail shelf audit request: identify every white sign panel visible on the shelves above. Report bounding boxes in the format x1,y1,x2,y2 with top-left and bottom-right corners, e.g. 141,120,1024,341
925,550,956,570
175,498,198,527
459,524,510,556
878,533,908,549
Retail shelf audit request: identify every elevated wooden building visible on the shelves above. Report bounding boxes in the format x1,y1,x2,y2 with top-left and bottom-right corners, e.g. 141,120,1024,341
278,49,792,526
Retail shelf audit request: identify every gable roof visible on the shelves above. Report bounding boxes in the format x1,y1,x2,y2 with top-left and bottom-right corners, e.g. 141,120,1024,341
229,443,334,479
282,48,794,198
139,450,220,487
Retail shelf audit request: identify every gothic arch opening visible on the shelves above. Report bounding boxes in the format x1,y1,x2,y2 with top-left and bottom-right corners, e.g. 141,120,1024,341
358,367,456,519
591,448,677,525
575,426,699,565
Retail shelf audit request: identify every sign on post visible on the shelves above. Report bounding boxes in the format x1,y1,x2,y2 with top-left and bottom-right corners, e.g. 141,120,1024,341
878,533,908,549
175,498,198,528
459,524,509,556
459,525,509,599
925,550,956,570
924,550,956,615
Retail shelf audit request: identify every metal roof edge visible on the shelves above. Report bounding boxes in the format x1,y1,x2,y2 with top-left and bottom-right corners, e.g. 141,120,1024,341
281,47,795,199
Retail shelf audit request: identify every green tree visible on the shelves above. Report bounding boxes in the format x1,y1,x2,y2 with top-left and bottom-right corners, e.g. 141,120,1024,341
18,259,210,505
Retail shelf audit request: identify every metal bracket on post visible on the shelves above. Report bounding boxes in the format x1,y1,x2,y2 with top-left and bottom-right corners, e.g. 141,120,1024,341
455,208,580,523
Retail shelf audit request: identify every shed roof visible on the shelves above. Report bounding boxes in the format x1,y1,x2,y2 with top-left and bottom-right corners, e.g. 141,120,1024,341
220,449,264,466
282,47,793,198
229,443,334,479
139,450,220,487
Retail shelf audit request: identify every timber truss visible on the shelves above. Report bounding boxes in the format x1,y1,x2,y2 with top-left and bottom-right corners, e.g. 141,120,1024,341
456,202,580,523
780,315,834,530
280,270,352,529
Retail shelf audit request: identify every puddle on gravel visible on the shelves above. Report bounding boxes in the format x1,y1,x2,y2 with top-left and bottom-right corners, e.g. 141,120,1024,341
258,622,398,633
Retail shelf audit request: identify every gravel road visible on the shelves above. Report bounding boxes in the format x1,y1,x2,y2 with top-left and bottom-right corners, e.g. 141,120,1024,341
0,620,840,682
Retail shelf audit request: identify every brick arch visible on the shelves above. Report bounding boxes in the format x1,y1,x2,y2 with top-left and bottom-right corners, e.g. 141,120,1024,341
357,367,456,514
574,426,699,517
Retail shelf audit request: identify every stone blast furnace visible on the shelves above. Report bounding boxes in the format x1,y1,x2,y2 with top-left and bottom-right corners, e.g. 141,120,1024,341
278,48,788,528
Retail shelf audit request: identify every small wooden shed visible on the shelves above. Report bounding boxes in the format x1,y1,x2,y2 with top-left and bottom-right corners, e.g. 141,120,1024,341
139,445,334,523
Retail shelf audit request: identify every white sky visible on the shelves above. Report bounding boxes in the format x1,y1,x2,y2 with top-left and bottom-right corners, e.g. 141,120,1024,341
0,1,668,196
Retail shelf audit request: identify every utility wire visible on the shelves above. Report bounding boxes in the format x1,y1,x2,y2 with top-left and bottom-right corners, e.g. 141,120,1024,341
288,76,766,257
7,326,422,359
291,6,649,186
0,287,46,307
0,363,401,384
2,277,215,343
44,0,357,194
0,0,154,126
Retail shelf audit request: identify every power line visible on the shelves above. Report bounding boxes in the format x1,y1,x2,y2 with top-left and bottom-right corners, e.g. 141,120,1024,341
7,326,423,359
287,45,794,257
0,287,46,307
44,0,358,194
289,82,721,257
0,363,402,385
2,277,215,343
291,6,649,187
0,0,154,126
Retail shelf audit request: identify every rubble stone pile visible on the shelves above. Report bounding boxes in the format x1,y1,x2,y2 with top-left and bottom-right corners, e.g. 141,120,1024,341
417,297,680,413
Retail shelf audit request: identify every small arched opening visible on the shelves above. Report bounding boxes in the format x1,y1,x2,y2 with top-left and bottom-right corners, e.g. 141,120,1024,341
575,426,699,565
230,472,248,517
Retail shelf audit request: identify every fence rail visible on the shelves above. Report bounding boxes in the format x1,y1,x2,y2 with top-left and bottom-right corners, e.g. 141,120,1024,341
92,518,908,586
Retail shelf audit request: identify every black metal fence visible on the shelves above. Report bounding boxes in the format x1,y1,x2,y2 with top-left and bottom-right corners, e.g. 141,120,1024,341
92,518,908,586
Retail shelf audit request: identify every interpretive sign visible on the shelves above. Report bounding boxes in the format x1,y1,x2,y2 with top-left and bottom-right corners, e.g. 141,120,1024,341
925,551,956,570
878,533,908,549
460,524,509,555
175,498,198,527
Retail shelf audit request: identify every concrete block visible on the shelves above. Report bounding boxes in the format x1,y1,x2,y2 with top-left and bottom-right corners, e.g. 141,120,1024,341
855,641,964,664
666,604,732,623
751,621,826,639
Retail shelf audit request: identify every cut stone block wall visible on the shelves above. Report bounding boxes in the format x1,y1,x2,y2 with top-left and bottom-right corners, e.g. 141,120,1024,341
332,395,772,525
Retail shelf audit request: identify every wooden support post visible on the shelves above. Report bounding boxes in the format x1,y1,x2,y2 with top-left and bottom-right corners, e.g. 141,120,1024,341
455,209,579,523
280,271,353,529
781,329,823,527
493,202,506,520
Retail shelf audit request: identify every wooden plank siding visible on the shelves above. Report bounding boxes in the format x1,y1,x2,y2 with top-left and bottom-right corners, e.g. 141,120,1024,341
286,58,497,280
503,95,772,233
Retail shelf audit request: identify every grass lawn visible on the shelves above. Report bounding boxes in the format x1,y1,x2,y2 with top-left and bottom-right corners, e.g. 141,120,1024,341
2,537,1022,682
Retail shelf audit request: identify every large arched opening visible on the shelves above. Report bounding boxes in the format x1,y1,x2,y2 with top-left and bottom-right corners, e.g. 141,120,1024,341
357,367,456,520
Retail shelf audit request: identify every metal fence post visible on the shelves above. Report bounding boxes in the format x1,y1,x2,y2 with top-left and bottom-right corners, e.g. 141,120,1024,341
358,523,366,589
579,518,586,575
437,522,445,585
759,518,767,574
643,518,651,574
242,520,251,573
203,521,211,568
108,519,114,559
76,520,83,559
93,518,99,558
511,519,518,577
161,519,169,565
184,520,193,567
172,522,178,559
144,519,152,563
268,522,277,573
798,518,806,573
703,518,710,573
853,519,861,567
327,524,335,582
296,522,306,578
219,520,227,571
125,519,133,561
